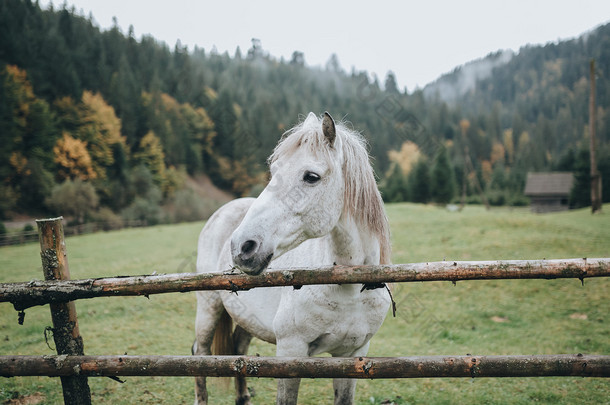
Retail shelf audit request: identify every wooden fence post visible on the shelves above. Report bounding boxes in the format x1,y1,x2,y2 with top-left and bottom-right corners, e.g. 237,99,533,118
37,217,91,405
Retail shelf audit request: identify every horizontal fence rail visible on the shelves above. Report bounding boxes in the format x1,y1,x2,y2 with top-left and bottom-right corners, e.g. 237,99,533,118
1,258,609,311
2,354,608,379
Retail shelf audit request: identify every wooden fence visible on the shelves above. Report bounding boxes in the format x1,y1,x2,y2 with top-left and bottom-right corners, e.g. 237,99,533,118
1,217,609,404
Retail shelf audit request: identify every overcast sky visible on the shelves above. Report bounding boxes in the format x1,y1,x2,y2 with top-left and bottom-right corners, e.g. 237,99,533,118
40,0,610,91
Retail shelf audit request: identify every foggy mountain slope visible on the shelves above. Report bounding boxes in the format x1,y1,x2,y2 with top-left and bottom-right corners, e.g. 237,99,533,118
422,21,610,114
423,50,514,103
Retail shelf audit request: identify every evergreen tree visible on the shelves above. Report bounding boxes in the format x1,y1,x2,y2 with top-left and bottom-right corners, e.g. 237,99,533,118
382,164,408,202
384,71,399,94
408,158,431,203
430,146,456,204
209,89,237,158
18,158,55,212
108,54,139,143
325,54,342,73
569,148,591,208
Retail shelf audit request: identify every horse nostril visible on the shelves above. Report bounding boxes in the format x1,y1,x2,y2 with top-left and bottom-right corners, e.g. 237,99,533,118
240,240,258,257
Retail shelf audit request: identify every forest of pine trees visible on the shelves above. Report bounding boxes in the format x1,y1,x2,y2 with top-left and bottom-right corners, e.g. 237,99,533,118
1,0,609,226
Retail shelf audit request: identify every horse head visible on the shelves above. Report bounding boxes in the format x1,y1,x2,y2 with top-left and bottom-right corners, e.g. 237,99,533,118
231,112,345,275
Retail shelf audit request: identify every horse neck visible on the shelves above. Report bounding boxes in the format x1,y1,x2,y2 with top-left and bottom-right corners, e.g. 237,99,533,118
330,213,380,267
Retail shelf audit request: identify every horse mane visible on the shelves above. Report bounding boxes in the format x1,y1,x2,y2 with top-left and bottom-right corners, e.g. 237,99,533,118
269,113,391,264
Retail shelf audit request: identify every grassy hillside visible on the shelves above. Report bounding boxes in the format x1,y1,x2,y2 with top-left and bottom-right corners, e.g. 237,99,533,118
1,204,609,404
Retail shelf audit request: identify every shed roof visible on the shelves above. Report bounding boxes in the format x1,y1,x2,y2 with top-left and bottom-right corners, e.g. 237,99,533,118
524,172,574,196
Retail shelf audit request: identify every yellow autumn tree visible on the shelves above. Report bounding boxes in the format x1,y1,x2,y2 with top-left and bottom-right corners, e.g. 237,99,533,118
481,160,493,184
4,65,34,127
134,131,166,187
160,92,179,111
214,156,260,196
459,119,471,136
204,86,218,101
490,142,506,166
518,131,530,153
161,92,215,155
387,141,421,177
192,106,216,156
9,152,30,176
54,133,97,180
54,96,81,129
503,129,514,164
78,91,126,179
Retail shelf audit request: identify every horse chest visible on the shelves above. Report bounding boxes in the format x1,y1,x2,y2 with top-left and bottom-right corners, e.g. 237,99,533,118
274,285,390,356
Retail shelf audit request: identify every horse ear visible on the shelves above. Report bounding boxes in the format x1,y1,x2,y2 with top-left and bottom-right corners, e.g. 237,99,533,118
322,111,336,146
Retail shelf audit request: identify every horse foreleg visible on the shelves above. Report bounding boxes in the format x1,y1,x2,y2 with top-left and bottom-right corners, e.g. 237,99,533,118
233,325,253,405
275,339,307,405
194,291,224,405
276,379,301,405
332,343,370,405
333,378,356,405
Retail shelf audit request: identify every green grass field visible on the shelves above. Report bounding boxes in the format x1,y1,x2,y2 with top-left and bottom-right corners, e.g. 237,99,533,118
1,204,609,404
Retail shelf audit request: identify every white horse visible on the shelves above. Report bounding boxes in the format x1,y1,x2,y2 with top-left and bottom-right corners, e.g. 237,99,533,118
193,112,391,405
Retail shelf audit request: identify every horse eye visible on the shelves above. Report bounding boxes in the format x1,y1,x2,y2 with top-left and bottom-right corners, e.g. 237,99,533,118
303,171,321,184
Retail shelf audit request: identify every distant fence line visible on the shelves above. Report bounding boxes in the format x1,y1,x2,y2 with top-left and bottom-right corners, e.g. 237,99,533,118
0,220,147,247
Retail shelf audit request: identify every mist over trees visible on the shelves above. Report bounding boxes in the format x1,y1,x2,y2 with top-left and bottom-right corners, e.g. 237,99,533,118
1,0,609,223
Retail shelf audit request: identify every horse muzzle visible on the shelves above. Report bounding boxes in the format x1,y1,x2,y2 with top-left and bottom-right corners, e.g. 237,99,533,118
231,236,274,275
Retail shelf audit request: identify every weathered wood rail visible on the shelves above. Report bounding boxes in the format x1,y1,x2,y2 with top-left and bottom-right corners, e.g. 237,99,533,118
2,258,609,311
2,354,608,379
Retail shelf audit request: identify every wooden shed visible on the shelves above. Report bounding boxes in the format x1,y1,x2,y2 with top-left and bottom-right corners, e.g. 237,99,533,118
524,172,574,213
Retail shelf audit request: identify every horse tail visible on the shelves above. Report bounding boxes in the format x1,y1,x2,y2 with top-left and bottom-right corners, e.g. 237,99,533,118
212,308,234,356
211,308,234,389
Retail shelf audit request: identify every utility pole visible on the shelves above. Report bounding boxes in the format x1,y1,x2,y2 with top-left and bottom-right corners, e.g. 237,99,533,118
590,59,602,213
